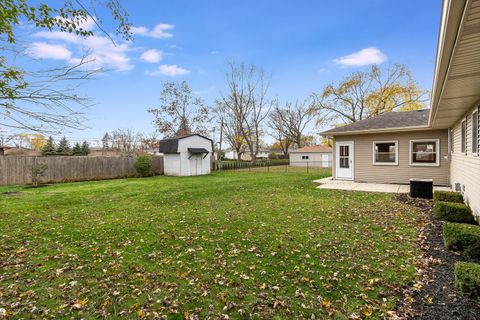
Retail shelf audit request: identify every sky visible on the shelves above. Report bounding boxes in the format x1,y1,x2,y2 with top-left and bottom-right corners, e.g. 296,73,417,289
18,0,442,145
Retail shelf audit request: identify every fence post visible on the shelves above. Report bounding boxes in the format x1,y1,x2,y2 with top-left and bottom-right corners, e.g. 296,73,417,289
307,161,309,173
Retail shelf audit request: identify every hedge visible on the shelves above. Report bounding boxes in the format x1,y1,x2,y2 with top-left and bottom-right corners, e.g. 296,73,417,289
454,262,480,297
434,201,475,223
444,223,480,258
433,190,464,203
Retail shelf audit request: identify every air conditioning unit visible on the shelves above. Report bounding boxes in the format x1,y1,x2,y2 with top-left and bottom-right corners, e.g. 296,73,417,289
410,179,433,199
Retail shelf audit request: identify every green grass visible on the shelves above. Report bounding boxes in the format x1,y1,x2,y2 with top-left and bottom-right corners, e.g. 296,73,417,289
0,170,422,319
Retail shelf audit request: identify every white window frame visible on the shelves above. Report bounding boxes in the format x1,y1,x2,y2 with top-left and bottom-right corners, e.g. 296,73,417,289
472,108,479,157
461,117,467,155
372,140,398,166
409,139,440,167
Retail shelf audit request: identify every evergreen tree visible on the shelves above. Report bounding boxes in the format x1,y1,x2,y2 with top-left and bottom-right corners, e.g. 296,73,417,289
81,141,90,156
56,136,71,155
72,142,82,156
41,136,56,155
102,133,111,149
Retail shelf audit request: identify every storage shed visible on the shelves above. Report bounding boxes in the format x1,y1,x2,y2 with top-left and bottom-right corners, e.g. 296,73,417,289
159,134,213,176
289,145,333,167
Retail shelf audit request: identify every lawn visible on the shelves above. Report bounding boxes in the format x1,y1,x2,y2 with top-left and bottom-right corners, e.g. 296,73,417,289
0,170,423,319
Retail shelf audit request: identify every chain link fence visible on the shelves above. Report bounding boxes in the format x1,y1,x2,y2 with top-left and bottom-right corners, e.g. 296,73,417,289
214,159,332,173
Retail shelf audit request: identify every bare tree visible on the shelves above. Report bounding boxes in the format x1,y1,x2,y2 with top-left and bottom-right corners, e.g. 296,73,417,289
268,99,315,149
111,129,138,153
148,81,210,138
0,57,98,134
312,64,428,125
267,106,292,157
216,105,246,159
0,0,131,133
219,62,271,163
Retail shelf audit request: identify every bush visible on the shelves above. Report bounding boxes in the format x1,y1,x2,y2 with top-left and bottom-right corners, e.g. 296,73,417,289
434,201,475,223
444,223,480,258
134,155,153,177
433,190,464,203
454,262,480,297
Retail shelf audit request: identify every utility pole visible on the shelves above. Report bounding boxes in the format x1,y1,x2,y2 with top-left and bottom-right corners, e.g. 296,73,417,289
218,117,224,171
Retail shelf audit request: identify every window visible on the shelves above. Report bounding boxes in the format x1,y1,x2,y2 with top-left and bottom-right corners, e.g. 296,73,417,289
410,139,440,166
461,118,467,154
339,145,349,168
373,141,398,165
472,109,478,155
448,128,453,154
302,155,309,160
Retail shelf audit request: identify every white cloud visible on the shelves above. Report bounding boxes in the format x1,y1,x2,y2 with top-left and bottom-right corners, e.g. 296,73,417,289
33,31,133,71
140,49,163,63
147,64,190,76
210,50,219,55
26,42,72,60
333,47,387,67
131,23,174,39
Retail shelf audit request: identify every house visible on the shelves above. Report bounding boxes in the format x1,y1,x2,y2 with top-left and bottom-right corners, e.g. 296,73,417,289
289,145,332,167
159,134,213,176
321,0,480,220
223,148,242,160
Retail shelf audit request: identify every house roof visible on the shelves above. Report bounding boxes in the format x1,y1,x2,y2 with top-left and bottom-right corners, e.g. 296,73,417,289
159,133,213,154
290,145,332,153
321,109,430,136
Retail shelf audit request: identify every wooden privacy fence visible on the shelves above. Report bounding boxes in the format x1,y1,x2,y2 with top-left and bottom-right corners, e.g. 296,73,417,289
0,155,164,186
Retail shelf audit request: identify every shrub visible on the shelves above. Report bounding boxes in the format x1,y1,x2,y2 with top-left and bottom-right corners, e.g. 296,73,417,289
433,190,464,203
31,163,48,186
134,155,153,177
454,262,480,297
434,201,475,223
444,223,480,258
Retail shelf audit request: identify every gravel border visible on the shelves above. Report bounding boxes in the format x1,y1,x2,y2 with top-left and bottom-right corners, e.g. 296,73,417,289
395,194,480,320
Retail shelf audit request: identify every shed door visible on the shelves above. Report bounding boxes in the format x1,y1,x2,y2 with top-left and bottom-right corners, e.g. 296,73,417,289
321,154,329,167
189,155,202,176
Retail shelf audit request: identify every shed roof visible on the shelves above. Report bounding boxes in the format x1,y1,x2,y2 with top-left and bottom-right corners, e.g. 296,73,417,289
159,133,213,154
321,109,430,136
290,145,332,153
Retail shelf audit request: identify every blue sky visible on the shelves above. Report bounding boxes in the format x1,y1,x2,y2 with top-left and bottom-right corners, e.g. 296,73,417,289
22,0,442,143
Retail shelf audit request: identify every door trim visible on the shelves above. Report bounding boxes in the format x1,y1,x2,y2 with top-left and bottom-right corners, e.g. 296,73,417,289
335,141,354,181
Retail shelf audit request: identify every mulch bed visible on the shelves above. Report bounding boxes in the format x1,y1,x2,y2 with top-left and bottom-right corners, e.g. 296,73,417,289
395,194,480,320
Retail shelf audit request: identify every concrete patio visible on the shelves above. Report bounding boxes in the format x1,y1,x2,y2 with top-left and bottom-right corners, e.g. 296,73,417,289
313,177,452,193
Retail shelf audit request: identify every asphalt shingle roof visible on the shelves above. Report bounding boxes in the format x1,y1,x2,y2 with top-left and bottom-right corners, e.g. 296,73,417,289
290,145,332,153
321,109,430,135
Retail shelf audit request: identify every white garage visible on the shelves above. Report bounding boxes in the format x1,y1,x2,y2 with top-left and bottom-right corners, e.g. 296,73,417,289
159,134,213,176
289,145,332,167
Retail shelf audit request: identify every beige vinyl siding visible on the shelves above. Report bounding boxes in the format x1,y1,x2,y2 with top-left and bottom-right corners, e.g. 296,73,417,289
334,130,449,186
450,104,480,220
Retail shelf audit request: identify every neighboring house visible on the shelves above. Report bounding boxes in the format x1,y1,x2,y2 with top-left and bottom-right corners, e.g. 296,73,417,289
224,148,242,160
289,145,332,167
159,134,213,176
321,0,480,219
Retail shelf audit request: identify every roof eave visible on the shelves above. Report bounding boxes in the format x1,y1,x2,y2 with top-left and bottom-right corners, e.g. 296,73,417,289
320,125,432,136
429,0,469,128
